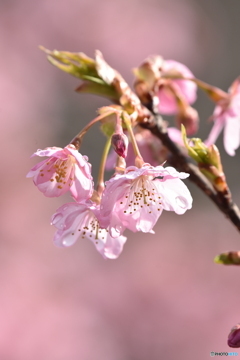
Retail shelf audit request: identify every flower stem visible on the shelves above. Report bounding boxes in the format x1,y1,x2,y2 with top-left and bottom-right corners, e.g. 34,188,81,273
96,136,111,196
122,113,144,167
115,112,122,133
162,75,228,102
70,109,116,150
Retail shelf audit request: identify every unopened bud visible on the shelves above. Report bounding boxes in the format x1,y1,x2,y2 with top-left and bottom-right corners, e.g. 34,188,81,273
133,55,164,105
228,324,240,348
40,47,119,101
181,125,228,192
40,46,96,79
176,106,199,135
133,55,163,89
214,251,240,265
111,132,129,158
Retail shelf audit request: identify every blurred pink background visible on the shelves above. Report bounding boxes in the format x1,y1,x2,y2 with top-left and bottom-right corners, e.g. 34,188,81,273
1,0,240,359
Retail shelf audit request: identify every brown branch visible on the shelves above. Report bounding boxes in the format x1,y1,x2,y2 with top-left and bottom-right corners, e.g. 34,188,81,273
140,114,240,232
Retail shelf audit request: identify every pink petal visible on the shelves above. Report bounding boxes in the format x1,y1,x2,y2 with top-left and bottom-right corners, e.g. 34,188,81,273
155,177,192,214
168,127,184,146
159,60,197,114
105,149,117,170
99,176,131,229
36,180,67,197
26,158,49,178
224,114,240,156
54,224,80,247
67,147,92,179
32,158,56,185
101,234,127,259
108,212,126,238
70,165,93,201
51,202,86,230
120,203,162,233
230,92,240,116
31,147,63,158
52,203,91,247
205,117,225,147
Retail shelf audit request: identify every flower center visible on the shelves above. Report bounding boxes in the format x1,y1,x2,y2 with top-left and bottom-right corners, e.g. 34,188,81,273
53,157,74,182
120,175,162,215
42,155,76,189
73,214,108,245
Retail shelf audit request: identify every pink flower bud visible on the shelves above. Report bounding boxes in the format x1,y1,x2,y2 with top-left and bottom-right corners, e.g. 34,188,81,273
228,324,240,348
111,132,129,158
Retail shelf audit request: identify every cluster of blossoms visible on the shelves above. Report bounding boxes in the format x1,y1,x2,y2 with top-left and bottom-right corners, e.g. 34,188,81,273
28,49,240,261
27,48,240,348
27,135,192,259
134,55,240,155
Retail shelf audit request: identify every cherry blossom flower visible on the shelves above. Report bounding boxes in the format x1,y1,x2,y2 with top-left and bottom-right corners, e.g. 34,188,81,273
106,127,183,170
158,60,197,115
27,145,93,201
205,78,240,156
100,164,192,237
51,201,126,259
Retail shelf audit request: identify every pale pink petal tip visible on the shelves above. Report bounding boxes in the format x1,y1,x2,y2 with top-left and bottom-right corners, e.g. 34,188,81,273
206,83,240,156
158,60,197,115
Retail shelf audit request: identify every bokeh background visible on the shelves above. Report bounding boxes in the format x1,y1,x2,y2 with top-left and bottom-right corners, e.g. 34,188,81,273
1,0,240,359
